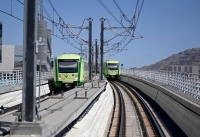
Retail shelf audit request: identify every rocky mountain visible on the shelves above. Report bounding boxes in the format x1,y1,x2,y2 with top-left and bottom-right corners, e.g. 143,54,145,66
140,48,200,70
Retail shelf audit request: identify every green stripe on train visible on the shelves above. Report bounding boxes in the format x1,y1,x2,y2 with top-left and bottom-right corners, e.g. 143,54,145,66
55,57,59,85
78,57,82,86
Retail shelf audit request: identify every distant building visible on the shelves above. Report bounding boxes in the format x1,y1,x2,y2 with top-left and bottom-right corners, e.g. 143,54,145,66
14,45,23,69
0,45,15,70
168,65,199,74
0,45,23,70
0,45,53,71
14,45,23,62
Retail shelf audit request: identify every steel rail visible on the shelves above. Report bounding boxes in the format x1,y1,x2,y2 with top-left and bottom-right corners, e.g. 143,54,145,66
109,81,125,137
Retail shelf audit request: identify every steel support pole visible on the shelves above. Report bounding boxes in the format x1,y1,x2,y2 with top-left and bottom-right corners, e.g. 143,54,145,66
22,0,38,122
40,0,43,20
0,22,2,63
88,18,92,81
95,39,98,74
91,45,93,74
38,65,41,108
100,18,104,80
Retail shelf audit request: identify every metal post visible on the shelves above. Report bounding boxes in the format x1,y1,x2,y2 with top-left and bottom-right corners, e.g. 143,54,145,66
88,18,93,81
40,0,43,20
100,18,104,80
22,0,38,122
91,45,93,75
95,39,98,75
85,89,87,97
80,46,82,56
52,90,54,96
38,65,41,108
61,90,64,96
0,22,2,63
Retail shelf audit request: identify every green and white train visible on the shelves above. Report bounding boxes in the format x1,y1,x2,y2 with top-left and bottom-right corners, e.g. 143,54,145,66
104,60,121,79
54,54,88,89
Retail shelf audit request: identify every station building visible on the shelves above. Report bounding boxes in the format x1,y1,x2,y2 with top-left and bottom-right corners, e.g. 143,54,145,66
0,45,52,71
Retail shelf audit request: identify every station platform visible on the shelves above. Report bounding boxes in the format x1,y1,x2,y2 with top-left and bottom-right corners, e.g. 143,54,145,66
0,80,107,136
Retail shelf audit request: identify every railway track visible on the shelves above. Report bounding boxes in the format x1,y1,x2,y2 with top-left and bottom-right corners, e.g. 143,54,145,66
108,81,125,137
108,80,165,137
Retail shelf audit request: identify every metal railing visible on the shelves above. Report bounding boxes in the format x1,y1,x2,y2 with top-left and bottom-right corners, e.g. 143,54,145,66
0,70,53,87
122,69,200,103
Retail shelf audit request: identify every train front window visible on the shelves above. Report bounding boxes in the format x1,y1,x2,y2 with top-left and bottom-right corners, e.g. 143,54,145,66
108,64,118,70
58,61,78,73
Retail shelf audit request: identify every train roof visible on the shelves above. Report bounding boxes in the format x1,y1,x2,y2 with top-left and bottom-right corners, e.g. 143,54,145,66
56,53,82,60
105,60,120,64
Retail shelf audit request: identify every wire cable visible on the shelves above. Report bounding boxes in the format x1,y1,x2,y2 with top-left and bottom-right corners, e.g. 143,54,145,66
16,0,23,5
113,0,132,24
97,0,124,27
0,9,23,22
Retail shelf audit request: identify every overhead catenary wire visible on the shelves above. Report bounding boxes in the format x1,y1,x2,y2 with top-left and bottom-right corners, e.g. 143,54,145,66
113,0,132,25
1,0,89,51
131,0,145,26
0,9,23,22
97,0,145,57
0,0,23,22
46,0,88,44
10,0,12,15
105,18,119,36
97,0,124,27
16,0,23,5
103,19,133,55
1,0,145,57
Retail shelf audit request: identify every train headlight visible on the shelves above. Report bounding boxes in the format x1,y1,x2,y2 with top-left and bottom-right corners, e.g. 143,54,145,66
58,74,61,80
75,74,78,80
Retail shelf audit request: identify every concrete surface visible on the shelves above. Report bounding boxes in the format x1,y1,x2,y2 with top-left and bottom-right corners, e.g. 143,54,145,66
0,81,52,111
65,82,113,137
0,80,106,137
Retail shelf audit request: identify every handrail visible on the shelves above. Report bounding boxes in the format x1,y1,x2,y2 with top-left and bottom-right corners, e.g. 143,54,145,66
0,70,53,87
122,69,200,103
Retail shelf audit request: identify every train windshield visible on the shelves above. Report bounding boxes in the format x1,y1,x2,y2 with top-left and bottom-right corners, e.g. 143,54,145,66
58,61,78,73
108,63,118,70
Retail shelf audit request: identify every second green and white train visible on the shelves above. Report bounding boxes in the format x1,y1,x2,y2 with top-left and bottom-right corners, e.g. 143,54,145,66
104,60,121,79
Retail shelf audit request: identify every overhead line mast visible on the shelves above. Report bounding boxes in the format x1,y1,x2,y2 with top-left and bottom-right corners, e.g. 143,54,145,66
100,18,105,80
97,0,145,56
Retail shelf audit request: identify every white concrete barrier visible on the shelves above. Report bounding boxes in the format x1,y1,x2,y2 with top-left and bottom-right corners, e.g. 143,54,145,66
65,82,114,137
121,75,200,137
0,83,51,109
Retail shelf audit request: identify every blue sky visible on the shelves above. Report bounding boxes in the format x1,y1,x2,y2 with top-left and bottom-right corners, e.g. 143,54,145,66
0,0,200,69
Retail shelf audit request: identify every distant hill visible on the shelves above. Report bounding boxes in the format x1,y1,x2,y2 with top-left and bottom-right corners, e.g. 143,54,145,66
140,48,200,70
